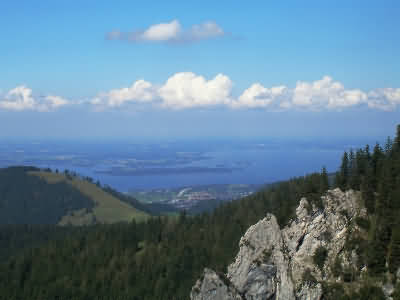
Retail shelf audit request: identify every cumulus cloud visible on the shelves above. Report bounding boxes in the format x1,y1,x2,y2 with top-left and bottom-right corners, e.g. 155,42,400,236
232,83,288,109
91,74,400,111
93,80,157,108
231,76,383,111
0,86,69,111
159,72,232,109
106,20,225,44
0,86,36,111
8,75,395,113
92,72,233,110
367,88,400,111
292,76,367,109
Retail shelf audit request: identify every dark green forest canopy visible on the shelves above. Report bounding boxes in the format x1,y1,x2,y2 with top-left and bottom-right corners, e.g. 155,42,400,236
0,166,165,226
0,124,399,299
0,166,94,224
0,170,329,299
335,124,400,276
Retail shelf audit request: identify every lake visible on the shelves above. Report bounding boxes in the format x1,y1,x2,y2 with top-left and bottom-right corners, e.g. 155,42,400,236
0,137,381,192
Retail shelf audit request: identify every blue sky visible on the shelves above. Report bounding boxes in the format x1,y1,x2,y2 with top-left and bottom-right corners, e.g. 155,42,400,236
1,1,399,139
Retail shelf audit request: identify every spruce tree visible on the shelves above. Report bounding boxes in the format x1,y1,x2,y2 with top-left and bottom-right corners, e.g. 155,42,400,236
361,167,375,214
337,151,349,190
320,166,329,192
395,124,400,151
389,227,400,273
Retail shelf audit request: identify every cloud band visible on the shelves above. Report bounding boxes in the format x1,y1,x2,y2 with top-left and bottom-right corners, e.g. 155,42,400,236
2,74,399,112
91,73,400,111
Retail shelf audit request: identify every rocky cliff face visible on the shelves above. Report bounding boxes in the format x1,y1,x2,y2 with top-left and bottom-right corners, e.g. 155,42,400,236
191,188,379,300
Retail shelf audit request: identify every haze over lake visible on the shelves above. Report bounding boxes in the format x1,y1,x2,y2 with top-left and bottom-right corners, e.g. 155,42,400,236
0,137,383,192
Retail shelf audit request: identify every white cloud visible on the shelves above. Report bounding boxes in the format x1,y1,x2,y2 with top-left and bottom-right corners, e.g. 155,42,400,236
44,95,69,109
0,86,69,111
92,74,400,111
0,86,36,111
367,88,400,111
93,72,233,109
141,20,181,41
292,76,367,109
103,80,156,107
383,88,400,104
232,83,288,109
159,72,232,109
107,20,225,44
7,75,395,113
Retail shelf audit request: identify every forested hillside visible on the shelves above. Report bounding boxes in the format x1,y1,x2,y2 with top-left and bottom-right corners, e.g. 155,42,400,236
0,167,94,224
0,170,329,299
334,125,400,277
0,167,149,225
0,125,399,299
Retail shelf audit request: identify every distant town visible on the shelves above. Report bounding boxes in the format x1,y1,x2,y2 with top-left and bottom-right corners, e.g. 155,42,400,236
129,183,262,210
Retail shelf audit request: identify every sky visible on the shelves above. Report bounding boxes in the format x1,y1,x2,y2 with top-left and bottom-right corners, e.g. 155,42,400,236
1,0,399,140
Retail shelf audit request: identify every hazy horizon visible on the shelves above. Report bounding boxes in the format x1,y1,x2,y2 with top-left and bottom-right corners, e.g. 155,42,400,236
1,1,399,140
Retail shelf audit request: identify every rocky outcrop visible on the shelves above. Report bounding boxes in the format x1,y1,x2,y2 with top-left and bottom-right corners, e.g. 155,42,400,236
191,188,370,300
190,269,242,300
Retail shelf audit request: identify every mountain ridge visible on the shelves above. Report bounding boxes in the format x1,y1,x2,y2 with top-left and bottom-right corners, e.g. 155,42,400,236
0,166,149,225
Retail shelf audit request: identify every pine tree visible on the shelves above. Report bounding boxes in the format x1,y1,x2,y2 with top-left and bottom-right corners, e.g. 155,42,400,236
385,136,393,154
365,144,371,161
361,167,375,214
336,151,349,190
389,227,400,273
367,229,388,275
320,166,329,192
395,124,400,151
371,143,383,189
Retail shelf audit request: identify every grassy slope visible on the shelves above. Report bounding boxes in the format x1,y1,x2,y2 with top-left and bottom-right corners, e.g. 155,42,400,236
29,171,149,224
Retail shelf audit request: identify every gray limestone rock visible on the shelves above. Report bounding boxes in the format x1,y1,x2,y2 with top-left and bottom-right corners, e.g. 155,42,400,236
191,189,380,300
190,268,242,300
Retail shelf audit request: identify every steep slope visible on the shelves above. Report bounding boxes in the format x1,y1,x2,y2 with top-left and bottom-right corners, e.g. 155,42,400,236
0,166,148,225
191,189,393,299
0,166,94,224
31,170,148,224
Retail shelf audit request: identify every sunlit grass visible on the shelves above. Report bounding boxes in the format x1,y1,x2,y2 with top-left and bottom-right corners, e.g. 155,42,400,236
29,171,149,225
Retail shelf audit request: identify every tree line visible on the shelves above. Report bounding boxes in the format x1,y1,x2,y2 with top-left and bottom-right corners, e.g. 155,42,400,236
0,171,328,299
0,125,399,299
335,125,400,276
